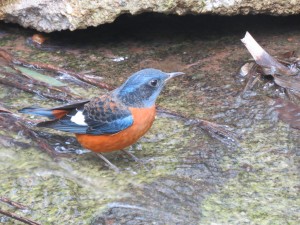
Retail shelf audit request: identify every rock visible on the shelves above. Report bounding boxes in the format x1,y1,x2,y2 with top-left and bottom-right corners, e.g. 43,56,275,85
0,0,299,32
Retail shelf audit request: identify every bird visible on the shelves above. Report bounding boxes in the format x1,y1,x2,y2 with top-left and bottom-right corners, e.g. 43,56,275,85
19,68,184,171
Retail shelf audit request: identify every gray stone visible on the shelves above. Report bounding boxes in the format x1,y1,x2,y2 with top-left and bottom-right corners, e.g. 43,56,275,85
0,0,299,32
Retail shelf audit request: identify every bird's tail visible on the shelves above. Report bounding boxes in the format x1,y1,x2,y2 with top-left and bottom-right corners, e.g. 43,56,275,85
19,100,90,120
18,107,68,119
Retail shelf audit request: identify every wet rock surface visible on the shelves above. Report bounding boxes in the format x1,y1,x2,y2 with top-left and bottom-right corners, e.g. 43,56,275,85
0,15,299,224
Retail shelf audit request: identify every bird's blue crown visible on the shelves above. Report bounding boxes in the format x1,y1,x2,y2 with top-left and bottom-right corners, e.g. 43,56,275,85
113,68,171,108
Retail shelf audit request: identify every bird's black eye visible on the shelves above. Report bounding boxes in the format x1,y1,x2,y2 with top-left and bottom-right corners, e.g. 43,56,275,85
149,79,158,87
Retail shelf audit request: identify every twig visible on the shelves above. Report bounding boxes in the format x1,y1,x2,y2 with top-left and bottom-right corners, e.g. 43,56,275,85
157,106,239,144
0,48,115,91
0,197,28,210
0,208,41,225
196,119,239,144
17,61,115,91
0,104,13,113
242,63,259,94
273,74,300,91
0,112,71,158
0,48,13,62
241,32,298,76
15,119,72,158
184,59,202,69
11,65,81,99
241,32,300,94
0,71,78,102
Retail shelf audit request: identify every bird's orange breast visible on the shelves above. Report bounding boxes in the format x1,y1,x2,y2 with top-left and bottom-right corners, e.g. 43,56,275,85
75,106,156,153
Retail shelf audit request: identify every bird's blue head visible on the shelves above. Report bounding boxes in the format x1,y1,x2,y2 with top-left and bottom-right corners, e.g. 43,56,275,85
114,68,184,108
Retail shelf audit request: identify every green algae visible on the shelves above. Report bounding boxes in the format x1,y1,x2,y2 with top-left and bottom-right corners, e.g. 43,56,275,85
0,116,191,224
200,121,300,225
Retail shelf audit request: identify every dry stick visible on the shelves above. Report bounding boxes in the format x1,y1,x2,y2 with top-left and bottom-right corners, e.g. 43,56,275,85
0,197,27,210
157,106,239,143
16,120,71,158
273,74,300,91
0,48,114,92
0,72,73,101
242,63,259,94
20,123,59,158
277,58,295,66
0,105,13,113
11,65,81,100
0,49,13,62
241,32,298,76
0,112,70,158
196,119,239,143
0,208,41,225
241,34,300,93
0,49,81,101
184,59,203,69
17,60,115,91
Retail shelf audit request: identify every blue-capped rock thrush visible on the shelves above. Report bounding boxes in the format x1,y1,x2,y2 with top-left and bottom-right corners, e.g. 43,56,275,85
19,68,184,171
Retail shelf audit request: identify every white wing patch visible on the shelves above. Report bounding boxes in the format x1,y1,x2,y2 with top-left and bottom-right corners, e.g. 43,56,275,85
70,111,87,126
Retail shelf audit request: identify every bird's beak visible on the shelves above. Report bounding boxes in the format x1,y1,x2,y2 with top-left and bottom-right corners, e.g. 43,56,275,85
166,72,185,81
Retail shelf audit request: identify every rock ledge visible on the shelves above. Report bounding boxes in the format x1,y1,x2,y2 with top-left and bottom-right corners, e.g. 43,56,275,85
0,0,299,32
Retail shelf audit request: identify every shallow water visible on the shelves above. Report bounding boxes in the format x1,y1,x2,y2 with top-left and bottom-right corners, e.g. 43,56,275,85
0,15,299,224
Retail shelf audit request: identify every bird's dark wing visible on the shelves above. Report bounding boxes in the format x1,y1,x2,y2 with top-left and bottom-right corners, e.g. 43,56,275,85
37,96,133,135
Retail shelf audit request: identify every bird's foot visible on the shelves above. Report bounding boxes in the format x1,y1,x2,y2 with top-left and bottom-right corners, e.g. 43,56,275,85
95,153,120,173
121,149,150,171
121,149,140,162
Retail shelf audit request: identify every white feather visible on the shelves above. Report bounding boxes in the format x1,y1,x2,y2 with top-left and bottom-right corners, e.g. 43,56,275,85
70,111,87,126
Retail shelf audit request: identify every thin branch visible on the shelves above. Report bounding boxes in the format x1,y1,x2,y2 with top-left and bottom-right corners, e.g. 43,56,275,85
0,111,71,158
0,208,41,225
16,60,115,91
11,65,81,99
0,71,77,102
0,48,115,91
0,104,13,113
157,106,239,145
0,197,28,210
241,32,298,76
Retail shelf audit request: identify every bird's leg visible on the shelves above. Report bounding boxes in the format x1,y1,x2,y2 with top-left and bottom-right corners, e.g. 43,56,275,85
121,149,139,162
121,149,150,171
95,153,120,173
